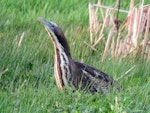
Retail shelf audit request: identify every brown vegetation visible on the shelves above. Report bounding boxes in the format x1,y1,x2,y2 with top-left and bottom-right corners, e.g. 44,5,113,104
89,0,150,62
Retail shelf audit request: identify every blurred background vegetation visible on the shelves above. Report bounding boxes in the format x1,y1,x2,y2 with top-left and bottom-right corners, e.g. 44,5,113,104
0,0,150,112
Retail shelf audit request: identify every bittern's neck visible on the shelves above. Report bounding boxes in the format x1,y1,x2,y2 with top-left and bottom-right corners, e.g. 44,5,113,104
52,34,71,59
52,35,72,90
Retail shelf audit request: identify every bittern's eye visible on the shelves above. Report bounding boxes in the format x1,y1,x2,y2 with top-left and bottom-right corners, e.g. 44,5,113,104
51,24,55,28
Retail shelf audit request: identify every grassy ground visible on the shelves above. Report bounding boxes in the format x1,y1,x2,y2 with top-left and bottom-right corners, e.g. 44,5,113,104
0,0,150,112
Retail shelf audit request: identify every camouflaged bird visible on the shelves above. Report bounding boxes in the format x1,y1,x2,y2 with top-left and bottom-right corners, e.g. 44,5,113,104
38,17,120,94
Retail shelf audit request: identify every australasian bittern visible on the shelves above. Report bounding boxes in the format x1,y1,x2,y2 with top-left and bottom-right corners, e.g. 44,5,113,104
38,17,120,94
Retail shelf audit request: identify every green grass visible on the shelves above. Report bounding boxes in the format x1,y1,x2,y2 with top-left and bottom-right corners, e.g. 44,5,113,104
0,0,150,112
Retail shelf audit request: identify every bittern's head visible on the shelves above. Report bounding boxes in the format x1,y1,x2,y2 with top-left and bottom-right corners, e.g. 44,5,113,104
38,17,64,42
38,17,71,57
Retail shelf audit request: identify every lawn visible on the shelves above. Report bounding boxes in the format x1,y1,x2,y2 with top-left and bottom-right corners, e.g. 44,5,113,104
0,0,150,112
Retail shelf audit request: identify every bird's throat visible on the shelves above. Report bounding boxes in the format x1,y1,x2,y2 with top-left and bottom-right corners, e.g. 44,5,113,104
53,42,71,91
54,47,64,90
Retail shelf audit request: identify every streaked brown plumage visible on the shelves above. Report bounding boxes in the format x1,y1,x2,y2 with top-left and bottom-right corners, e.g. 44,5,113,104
38,17,120,93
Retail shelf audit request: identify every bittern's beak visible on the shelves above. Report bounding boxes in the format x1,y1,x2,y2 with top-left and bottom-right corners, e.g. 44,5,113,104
37,17,54,31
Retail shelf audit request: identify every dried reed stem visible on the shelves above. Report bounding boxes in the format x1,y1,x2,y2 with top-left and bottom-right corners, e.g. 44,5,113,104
117,65,136,80
100,9,110,36
18,32,25,47
93,4,128,13
0,68,9,77
17,79,27,93
97,0,104,21
102,28,114,62
84,41,97,51
132,8,138,48
89,3,93,45
89,4,99,45
92,34,104,47
142,7,150,54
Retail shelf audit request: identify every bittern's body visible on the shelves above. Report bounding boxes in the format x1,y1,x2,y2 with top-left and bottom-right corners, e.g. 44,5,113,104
38,17,120,93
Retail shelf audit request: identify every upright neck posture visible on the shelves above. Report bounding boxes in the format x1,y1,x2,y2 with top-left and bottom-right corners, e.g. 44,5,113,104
38,17,120,94
38,17,72,90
